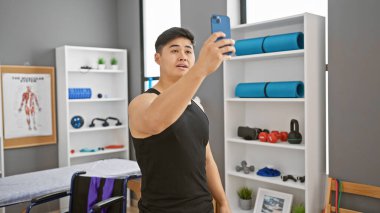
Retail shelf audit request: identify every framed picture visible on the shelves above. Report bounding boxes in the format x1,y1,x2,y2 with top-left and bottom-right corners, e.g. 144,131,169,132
253,188,293,213
0,66,56,149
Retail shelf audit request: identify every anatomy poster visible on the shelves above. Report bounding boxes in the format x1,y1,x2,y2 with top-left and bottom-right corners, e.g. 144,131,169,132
2,73,53,139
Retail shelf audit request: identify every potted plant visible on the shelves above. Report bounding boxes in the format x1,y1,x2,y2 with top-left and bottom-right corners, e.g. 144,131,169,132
237,187,254,210
292,203,305,213
110,57,118,70
98,57,106,70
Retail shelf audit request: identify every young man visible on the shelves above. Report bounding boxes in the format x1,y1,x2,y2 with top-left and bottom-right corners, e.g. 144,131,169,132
129,27,235,213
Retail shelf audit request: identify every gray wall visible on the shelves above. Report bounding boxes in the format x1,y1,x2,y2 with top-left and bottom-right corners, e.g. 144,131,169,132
181,0,227,185
0,0,119,175
116,0,143,160
0,0,141,211
329,0,380,211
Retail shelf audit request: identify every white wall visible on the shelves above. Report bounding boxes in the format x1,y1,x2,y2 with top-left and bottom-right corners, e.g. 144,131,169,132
143,0,181,79
246,0,326,23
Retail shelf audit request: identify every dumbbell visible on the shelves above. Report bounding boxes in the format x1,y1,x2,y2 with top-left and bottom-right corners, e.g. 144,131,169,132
259,130,289,143
280,131,288,141
271,131,289,142
235,160,255,174
258,130,278,143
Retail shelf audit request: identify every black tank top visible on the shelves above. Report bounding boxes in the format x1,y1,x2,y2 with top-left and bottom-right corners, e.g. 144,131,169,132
131,88,213,213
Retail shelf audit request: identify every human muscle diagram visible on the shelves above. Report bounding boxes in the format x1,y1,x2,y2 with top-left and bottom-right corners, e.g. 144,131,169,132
2,73,52,139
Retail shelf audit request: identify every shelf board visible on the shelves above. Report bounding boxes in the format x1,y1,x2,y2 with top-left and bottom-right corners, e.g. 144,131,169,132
229,208,252,213
225,98,304,102
64,45,127,53
69,98,126,103
70,148,127,158
68,69,125,73
227,170,305,190
227,138,305,150
228,49,304,62
232,13,305,33
70,125,126,133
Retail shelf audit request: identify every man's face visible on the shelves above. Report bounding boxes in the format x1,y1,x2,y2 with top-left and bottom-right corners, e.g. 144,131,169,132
155,37,195,80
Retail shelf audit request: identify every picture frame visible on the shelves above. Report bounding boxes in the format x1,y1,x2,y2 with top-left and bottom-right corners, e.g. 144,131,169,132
0,66,56,149
253,188,293,213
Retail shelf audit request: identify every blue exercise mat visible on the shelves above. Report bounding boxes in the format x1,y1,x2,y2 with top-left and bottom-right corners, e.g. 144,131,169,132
266,81,304,98
235,82,267,98
263,32,304,53
257,167,281,177
235,37,265,56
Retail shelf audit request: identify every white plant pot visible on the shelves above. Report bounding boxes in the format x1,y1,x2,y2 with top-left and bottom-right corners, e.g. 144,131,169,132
98,64,106,70
111,65,119,70
239,198,254,210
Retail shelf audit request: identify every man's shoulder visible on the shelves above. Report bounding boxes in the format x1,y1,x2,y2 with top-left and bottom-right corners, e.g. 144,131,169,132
129,92,157,109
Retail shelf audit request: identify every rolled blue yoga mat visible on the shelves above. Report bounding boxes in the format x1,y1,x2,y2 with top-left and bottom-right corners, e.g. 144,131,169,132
263,32,304,53
235,81,304,98
235,37,265,56
235,82,267,98
266,81,304,98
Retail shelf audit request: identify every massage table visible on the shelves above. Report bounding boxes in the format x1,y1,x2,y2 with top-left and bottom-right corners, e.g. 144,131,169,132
0,159,141,208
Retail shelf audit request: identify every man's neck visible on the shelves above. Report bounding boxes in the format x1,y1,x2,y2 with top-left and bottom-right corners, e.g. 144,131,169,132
154,76,180,92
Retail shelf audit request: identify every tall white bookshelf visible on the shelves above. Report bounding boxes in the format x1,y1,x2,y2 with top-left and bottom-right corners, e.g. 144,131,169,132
0,68,4,179
224,13,326,212
56,46,129,167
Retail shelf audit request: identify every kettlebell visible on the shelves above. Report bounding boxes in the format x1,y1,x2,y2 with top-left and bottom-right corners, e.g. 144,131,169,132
288,119,302,144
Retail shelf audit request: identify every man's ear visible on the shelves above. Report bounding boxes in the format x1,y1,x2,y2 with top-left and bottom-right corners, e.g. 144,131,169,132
154,53,160,65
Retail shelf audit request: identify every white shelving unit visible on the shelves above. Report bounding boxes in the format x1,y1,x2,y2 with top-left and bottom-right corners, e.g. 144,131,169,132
0,71,4,178
224,13,326,213
56,46,129,167
0,68,5,213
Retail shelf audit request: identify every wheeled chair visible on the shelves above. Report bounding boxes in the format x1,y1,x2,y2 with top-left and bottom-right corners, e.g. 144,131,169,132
26,171,140,213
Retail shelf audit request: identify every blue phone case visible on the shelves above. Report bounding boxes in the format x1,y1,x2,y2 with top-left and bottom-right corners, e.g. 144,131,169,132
211,15,232,55
211,15,231,39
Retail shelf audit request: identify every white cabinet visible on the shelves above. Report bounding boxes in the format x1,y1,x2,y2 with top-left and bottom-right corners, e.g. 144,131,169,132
0,80,4,178
224,13,326,212
56,46,129,167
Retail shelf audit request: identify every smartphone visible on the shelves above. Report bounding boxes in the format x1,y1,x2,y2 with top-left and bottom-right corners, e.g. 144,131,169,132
211,14,232,55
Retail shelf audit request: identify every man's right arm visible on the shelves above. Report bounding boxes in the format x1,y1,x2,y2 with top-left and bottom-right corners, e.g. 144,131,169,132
129,32,235,138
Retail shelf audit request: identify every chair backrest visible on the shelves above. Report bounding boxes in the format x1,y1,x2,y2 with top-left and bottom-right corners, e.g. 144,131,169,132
69,172,127,213
324,177,380,213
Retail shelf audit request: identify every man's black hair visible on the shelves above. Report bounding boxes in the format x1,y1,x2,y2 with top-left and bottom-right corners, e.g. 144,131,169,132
155,27,195,53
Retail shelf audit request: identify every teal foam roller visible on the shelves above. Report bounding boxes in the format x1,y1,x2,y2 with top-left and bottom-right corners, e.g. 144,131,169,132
263,32,304,53
235,37,265,56
266,81,304,98
235,82,267,98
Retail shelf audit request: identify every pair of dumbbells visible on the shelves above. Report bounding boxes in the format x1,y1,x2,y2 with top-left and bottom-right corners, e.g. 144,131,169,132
235,161,255,174
258,130,288,143
238,126,287,143
260,119,303,144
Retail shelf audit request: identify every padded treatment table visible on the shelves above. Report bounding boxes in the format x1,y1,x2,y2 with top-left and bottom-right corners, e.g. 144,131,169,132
0,159,140,207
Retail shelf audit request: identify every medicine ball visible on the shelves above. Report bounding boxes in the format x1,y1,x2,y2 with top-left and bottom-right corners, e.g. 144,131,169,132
71,115,84,129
